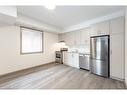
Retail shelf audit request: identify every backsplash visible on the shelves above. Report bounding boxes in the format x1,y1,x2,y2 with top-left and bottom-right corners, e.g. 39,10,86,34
55,42,90,53
67,45,90,53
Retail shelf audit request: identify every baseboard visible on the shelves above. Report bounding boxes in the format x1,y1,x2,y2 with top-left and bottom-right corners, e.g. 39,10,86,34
0,61,55,78
63,62,80,69
110,76,124,82
125,81,127,89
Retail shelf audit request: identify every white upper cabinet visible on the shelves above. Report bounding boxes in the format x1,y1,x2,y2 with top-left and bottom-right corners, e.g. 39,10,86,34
59,27,91,46
58,32,75,46
98,21,110,35
90,24,98,36
74,30,81,45
90,20,110,36
110,16,125,80
65,32,75,46
58,33,63,42
110,16,124,34
74,27,91,46
80,28,90,45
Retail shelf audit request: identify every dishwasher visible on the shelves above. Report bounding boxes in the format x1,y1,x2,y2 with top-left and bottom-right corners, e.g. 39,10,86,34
79,53,90,70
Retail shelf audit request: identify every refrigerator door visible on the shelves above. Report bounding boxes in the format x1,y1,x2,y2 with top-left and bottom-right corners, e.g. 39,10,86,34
90,36,109,77
90,36,109,61
90,59,109,77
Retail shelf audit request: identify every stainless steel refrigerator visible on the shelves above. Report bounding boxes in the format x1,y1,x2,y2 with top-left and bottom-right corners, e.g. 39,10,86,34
90,35,109,77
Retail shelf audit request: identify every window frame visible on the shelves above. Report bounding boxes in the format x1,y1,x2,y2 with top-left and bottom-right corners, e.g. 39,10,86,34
20,26,44,54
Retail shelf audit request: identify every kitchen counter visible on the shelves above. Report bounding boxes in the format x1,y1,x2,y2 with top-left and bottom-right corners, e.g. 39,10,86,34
79,53,90,55
63,51,90,69
67,51,90,55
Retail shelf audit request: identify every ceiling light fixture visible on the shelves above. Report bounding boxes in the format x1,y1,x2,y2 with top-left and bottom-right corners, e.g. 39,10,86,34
44,4,56,10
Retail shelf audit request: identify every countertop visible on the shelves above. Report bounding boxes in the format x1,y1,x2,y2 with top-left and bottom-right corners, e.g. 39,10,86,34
66,51,90,55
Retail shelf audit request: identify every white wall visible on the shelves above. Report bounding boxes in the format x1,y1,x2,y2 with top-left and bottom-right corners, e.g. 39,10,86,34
0,26,58,75
125,8,127,86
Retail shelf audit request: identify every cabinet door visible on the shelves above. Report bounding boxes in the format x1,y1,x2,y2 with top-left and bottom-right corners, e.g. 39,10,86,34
98,21,110,35
62,33,68,44
90,24,98,36
75,30,81,45
90,21,110,36
58,33,63,42
68,53,79,68
110,17,124,34
58,33,67,43
63,52,68,64
110,33,124,80
65,32,75,46
64,53,79,68
65,53,72,66
80,28,90,45
72,53,79,68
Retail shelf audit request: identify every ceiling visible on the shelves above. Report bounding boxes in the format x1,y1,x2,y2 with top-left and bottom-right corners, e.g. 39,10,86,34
17,6,124,31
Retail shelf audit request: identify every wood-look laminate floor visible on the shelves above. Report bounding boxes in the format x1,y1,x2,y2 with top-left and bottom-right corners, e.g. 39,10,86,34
0,63,125,89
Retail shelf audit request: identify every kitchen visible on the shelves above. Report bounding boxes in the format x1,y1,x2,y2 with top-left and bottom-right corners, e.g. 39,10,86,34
57,16,124,81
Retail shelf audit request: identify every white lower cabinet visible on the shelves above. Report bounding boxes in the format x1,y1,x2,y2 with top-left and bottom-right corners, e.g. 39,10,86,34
63,52,79,68
72,53,79,68
63,52,68,64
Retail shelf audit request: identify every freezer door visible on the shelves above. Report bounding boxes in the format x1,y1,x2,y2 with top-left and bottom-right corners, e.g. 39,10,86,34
90,36,109,61
90,59,109,77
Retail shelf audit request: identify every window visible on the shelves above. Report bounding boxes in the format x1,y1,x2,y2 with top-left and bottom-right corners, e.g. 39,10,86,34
21,27,43,54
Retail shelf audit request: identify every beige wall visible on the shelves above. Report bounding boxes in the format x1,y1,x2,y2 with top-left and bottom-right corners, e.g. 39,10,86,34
125,8,127,85
0,26,58,75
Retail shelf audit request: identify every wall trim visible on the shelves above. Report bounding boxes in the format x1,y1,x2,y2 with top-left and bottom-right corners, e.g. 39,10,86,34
16,14,62,33
63,10,125,33
0,61,55,77
110,75,125,82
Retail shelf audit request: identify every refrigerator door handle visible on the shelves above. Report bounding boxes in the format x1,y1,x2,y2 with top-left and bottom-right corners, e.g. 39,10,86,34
110,50,112,55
